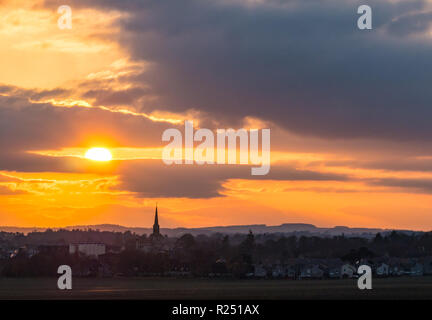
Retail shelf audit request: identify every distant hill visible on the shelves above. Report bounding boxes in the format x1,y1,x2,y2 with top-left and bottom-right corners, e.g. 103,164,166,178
0,223,416,238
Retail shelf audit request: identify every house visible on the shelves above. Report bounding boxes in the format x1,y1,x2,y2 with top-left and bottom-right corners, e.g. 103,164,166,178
212,258,229,276
341,264,357,278
324,259,343,279
388,258,407,276
271,265,286,278
299,265,324,279
69,243,106,258
328,267,341,279
410,263,423,276
254,264,267,278
286,266,296,279
376,263,389,277
422,257,432,275
136,239,152,252
389,265,404,276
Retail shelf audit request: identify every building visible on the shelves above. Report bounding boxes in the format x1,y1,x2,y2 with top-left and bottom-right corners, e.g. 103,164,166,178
253,264,267,278
136,238,152,252
299,265,324,279
271,264,286,278
422,257,432,275
376,263,389,276
410,262,424,276
325,258,343,279
150,204,164,241
341,264,357,278
69,243,106,258
153,205,160,236
137,205,165,251
328,267,341,279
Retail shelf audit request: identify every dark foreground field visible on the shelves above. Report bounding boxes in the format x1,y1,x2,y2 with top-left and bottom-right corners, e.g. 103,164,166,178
1,276,432,299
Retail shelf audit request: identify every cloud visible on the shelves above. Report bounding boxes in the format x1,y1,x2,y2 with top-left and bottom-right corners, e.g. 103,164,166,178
0,185,28,195
369,177,432,194
4,0,432,201
116,159,347,198
0,89,177,169
0,87,195,178
0,87,350,198
41,0,432,142
324,157,432,172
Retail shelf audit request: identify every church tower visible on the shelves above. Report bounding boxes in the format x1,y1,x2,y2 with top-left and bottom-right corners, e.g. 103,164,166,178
152,204,160,236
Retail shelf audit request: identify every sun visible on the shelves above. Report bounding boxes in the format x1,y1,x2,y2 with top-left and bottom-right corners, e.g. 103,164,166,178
85,147,112,161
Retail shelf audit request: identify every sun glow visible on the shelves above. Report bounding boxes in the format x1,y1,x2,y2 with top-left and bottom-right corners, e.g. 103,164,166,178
85,148,112,161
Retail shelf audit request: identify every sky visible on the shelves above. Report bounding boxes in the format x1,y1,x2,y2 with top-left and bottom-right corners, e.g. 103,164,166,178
1,0,432,230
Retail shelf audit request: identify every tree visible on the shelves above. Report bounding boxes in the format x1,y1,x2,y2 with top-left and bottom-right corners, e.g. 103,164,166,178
373,233,383,243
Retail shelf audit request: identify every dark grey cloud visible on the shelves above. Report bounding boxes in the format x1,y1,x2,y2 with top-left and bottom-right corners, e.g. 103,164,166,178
369,177,432,194
0,90,178,173
116,159,347,198
0,91,173,152
44,0,432,141
322,158,432,172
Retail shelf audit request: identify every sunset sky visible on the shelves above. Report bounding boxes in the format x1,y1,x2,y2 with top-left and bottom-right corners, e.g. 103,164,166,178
2,0,432,230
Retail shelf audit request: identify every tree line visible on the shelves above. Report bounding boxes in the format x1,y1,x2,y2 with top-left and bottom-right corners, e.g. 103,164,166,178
1,230,431,277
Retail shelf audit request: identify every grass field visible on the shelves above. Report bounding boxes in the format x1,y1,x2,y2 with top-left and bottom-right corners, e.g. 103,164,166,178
1,276,432,299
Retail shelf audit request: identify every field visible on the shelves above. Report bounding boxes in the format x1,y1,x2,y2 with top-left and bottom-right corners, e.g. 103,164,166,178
1,276,432,299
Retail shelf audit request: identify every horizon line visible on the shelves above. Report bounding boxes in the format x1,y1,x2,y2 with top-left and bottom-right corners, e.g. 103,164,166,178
0,222,418,232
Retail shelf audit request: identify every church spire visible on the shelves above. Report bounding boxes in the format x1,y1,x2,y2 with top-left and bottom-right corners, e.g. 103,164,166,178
153,204,160,236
